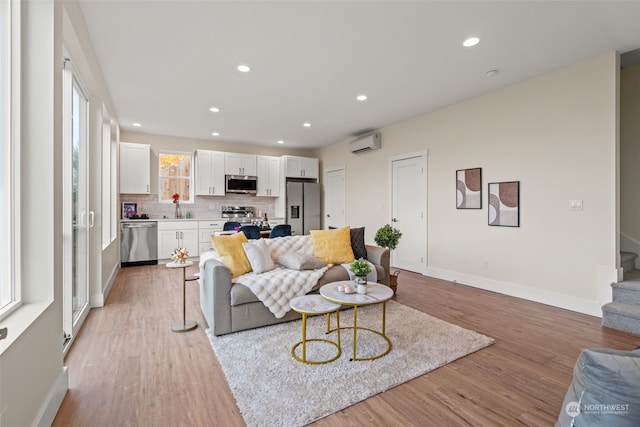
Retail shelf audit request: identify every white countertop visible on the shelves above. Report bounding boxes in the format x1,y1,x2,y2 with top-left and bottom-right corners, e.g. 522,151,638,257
121,217,285,222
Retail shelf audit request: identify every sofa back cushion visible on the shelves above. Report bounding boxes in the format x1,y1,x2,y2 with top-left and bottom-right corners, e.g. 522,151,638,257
310,226,355,264
350,227,367,260
211,232,252,278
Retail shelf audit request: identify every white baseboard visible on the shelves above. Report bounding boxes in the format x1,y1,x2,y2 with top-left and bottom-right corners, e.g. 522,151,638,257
90,263,120,308
36,366,68,427
425,267,604,317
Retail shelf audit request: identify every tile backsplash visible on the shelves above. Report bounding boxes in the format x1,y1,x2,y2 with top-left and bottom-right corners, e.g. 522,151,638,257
120,194,278,220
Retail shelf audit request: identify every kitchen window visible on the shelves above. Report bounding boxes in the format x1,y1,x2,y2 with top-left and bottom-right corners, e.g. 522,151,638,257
0,0,20,319
158,151,194,203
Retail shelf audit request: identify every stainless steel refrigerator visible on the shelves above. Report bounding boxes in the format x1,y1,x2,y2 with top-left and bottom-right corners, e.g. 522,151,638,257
286,182,320,235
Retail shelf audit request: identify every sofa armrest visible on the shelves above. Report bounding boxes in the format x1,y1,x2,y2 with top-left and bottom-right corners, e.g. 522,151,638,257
366,244,390,286
199,258,233,335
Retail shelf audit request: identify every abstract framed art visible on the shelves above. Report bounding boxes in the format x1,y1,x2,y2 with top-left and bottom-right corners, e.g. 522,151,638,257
488,181,520,227
456,168,482,209
122,202,138,219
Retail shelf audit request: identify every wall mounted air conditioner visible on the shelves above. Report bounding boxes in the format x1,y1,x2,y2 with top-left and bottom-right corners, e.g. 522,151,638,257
348,133,382,153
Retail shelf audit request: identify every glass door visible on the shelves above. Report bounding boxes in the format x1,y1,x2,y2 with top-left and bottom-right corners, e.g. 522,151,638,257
63,58,91,347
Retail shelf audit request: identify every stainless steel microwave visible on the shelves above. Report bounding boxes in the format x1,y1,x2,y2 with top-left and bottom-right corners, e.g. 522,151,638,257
225,175,258,194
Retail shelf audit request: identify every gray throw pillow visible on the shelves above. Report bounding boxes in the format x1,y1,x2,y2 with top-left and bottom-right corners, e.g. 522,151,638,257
350,227,367,260
555,348,640,427
278,253,326,270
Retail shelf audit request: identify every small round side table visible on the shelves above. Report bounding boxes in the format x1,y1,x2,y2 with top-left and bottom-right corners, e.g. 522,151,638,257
290,295,341,365
166,261,198,333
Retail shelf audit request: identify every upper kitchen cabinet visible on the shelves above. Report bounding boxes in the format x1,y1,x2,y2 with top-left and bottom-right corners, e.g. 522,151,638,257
283,155,318,179
256,156,280,197
225,153,257,176
195,149,225,196
120,142,150,194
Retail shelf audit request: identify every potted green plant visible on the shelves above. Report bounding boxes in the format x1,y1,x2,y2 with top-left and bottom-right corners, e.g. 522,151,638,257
374,224,403,293
349,257,372,291
374,224,402,251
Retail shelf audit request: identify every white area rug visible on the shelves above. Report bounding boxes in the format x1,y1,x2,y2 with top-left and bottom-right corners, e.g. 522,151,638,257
206,300,494,427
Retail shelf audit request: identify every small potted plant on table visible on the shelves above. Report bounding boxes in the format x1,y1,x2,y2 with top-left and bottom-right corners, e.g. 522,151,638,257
374,224,402,293
349,257,372,294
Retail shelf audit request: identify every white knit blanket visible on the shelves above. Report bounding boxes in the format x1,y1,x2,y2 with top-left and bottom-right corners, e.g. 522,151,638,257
202,235,331,318
234,265,330,318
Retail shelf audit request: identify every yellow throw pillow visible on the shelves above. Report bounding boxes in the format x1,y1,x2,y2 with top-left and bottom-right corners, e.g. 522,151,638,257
211,232,251,278
310,227,355,264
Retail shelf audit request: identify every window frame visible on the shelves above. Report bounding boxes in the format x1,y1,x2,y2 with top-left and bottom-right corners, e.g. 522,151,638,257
158,150,194,204
0,0,21,320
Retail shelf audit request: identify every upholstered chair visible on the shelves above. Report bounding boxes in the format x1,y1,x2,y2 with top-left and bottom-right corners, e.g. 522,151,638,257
269,224,292,238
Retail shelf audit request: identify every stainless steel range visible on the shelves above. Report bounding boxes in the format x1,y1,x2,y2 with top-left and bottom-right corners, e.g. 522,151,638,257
221,206,255,225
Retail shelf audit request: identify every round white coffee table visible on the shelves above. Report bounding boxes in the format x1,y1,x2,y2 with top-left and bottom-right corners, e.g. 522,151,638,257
320,282,393,361
290,295,341,364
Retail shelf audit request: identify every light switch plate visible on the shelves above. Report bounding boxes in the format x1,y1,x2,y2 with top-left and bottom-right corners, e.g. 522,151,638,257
569,200,583,211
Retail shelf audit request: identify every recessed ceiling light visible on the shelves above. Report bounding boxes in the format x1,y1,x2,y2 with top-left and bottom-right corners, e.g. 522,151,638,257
356,94,368,101
277,140,284,144
211,132,219,136
462,37,480,47
209,107,220,113
303,122,311,128
237,64,251,73
132,122,142,127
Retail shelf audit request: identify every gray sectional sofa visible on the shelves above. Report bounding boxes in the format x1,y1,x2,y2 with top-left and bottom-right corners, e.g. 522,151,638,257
199,244,390,336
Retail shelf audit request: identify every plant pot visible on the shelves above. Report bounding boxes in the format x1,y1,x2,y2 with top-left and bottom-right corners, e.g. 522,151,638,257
354,276,367,285
389,271,400,294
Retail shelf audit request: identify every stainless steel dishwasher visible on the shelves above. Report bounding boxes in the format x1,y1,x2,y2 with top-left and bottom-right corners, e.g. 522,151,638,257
121,221,158,266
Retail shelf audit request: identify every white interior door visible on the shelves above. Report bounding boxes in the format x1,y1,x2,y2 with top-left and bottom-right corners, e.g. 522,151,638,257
324,168,345,229
391,155,427,273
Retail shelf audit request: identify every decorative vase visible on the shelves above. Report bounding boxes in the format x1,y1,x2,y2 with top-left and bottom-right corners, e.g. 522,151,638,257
175,202,182,219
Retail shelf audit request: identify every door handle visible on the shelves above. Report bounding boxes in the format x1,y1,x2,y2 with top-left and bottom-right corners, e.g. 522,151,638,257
326,214,331,217
392,218,398,222
89,211,95,228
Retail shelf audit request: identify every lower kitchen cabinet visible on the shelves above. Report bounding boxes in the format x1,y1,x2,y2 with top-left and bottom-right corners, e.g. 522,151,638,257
158,221,199,260
198,220,225,253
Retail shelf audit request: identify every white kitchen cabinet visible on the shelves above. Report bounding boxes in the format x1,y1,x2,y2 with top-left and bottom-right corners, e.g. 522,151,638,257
157,221,199,260
256,156,280,197
268,217,286,227
195,150,225,196
282,155,318,179
225,153,257,176
120,142,151,194
198,219,225,253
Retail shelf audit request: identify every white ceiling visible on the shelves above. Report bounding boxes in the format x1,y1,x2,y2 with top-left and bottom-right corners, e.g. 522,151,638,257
78,1,640,150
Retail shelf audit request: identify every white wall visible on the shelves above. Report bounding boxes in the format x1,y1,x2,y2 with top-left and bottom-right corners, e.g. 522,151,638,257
620,64,640,258
319,53,620,317
62,1,121,307
0,1,123,425
0,1,66,426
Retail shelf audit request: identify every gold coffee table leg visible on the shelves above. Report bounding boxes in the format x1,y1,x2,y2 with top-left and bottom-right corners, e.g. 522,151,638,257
291,310,341,365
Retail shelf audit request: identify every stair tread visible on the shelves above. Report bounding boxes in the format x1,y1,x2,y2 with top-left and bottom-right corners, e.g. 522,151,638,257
602,301,640,317
614,269,640,290
621,251,639,262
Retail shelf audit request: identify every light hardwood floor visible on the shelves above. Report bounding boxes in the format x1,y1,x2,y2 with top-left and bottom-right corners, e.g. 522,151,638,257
53,265,639,426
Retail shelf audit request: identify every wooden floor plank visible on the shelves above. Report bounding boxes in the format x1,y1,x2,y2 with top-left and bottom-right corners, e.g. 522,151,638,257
52,265,639,426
